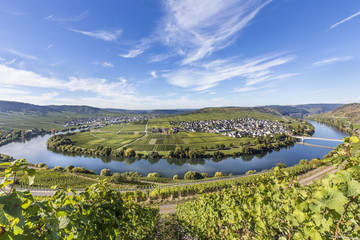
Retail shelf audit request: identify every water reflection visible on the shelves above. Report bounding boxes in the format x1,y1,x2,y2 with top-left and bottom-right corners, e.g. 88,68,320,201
0,120,348,177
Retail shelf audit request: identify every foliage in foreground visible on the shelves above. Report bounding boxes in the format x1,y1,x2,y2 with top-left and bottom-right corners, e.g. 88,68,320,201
177,136,360,239
0,160,159,239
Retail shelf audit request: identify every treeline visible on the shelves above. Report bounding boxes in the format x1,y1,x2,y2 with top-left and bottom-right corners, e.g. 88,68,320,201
315,117,355,134
46,133,296,160
0,128,50,147
285,119,315,136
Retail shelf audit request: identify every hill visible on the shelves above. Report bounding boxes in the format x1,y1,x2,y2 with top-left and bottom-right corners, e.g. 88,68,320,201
309,103,360,133
262,103,343,118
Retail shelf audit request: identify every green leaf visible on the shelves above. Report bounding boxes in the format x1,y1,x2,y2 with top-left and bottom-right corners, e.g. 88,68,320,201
293,209,306,222
349,136,359,143
56,210,68,217
0,192,23,226
59,216,70,229
27,175,35,186
26,168,36,176
13,225,24,235
309,229,323,240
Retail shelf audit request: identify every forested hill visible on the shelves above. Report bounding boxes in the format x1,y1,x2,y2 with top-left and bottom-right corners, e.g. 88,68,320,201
0,100,106,115
308,103,360,134
319,103,360,124
0,100,194,115
0,100,343,118
262,103,343,118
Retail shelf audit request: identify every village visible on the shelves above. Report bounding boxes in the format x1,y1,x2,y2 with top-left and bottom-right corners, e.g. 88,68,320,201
162,118,291,138
63,115,154,127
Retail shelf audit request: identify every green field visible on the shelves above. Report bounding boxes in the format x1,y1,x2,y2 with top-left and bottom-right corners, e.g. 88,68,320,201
65,107,309,153
69,121,254,152
0,111,120,131
68,122,147,150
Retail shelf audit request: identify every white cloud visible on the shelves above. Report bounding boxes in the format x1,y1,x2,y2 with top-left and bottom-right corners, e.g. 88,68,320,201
119,49,144,58
122,0,271,63
330,11,360,29
93,61,114,68
164,54,295,91
312,56,353,67
5,58,16,65
150,71,158,78
69,28,122,41
0,64,132,98
8,49,38,60
234,86,263,92
46,10,89,23
45,43,54,50
42,15,53,21
160,0,271,64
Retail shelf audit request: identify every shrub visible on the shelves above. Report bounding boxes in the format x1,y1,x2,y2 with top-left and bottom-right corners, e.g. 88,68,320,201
147,172,161,178
214,172,226,178
276,163,287,169
110,173,125,183
71,167,95,174
38,163,47,168
65,165,74,171
299,159,309,165
201,173,208,178
173,174,180,180
184,171,203,180
310,158,322,168
53,166,64,171
246,170,256,175
120,172,142,178
100,168,111,176
124,148,135,158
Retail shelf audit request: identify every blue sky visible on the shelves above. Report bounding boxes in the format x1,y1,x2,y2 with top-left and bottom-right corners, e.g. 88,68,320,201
0,0,359,109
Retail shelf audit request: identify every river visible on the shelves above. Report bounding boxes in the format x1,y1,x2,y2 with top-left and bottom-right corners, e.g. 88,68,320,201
0,120,347,178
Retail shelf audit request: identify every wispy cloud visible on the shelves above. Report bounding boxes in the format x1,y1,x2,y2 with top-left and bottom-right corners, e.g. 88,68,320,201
0,64,132,98
150,71,158,78
5,58,16,65
312,56,353,67
42,15,53,21
119,49,144,58
160,0,272,64
45,10,89,23
122,0,271,64
45,43,54,50
330,11,360,29
234,86,264,93
8,49,38,60
163,53,295,91
0,8,26,16
93,61,114,68
69,28,122,41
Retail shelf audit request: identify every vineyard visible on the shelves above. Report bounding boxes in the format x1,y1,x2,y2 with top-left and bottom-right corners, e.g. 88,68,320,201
148,164,315,200
176,136,360,239
0,160,159,239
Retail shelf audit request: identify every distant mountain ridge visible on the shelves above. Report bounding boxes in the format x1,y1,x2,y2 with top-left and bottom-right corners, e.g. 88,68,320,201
0,100,195,115
262,104,344,118
0,100,344,118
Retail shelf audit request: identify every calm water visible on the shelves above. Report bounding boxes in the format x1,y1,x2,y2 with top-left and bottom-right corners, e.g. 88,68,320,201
0,121,347,177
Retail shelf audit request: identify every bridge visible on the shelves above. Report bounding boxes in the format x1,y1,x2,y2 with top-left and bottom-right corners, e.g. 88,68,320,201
293,136,343,143
295,142,335,149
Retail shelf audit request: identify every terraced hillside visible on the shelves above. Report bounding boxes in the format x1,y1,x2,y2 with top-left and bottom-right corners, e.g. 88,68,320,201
309,103,360,133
